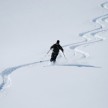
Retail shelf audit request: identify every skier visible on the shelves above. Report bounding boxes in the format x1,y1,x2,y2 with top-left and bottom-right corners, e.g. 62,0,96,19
50,40,64,63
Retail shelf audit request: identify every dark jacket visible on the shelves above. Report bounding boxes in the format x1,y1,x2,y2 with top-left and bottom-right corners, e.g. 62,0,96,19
50,43,64,54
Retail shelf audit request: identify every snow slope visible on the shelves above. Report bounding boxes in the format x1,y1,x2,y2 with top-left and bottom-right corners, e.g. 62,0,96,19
0,0,108,108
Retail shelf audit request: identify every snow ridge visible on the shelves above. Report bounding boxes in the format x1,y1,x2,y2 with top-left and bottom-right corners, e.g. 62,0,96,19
0,2,108,91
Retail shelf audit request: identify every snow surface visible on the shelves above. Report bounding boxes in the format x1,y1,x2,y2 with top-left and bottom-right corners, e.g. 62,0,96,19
0,0,108,108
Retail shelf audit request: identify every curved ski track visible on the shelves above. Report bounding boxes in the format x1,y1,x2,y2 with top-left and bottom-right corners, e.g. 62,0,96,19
0,2,108,91
65,2,108,60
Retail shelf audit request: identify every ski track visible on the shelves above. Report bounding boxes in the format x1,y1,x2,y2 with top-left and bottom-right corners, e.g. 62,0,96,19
0,2,108,91
64,2,108,60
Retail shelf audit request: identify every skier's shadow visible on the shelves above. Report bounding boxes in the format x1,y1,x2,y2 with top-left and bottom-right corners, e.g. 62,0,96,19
55,63,101,68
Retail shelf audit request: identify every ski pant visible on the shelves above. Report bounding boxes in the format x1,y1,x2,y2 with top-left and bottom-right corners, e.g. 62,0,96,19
50,52,58,62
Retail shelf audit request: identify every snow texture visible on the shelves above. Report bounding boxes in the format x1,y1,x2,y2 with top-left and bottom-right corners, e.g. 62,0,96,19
0,0,108,108
0,1,108,91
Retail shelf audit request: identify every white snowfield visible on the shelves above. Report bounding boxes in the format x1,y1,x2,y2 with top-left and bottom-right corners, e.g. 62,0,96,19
0,0,108,108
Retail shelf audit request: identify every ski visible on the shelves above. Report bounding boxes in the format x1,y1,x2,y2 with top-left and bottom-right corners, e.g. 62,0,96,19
39,59,49,63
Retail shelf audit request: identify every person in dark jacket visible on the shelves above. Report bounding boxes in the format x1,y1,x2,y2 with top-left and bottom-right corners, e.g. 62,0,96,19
50,40,64,63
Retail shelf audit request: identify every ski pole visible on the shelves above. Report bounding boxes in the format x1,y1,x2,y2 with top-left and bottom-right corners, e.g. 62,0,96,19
47,49,51,54
63,52,67,60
